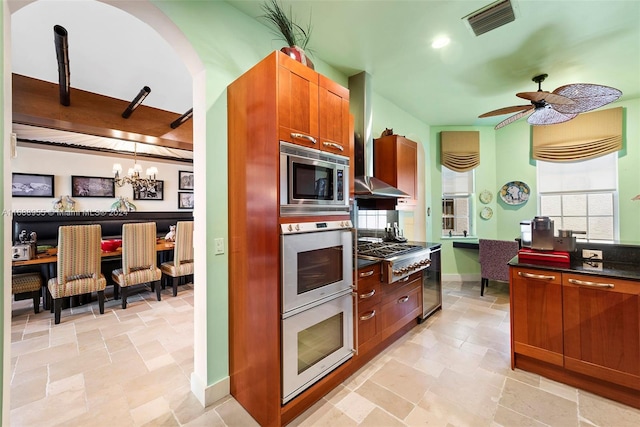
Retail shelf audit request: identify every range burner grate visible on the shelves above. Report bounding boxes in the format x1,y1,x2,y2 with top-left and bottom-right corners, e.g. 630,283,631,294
357,242,423,259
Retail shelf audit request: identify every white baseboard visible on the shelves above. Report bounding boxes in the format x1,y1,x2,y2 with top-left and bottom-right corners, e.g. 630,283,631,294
191,372,230,407
442,273,481,282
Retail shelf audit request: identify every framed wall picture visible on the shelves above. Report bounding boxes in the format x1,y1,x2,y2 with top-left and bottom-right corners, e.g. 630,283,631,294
178,192,194,209
71,175,116,198
133,180,164,200
179,170,194,190
12,173,55,197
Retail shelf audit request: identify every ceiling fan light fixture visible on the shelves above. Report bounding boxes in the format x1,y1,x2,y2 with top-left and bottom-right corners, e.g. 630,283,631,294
527,105,577,126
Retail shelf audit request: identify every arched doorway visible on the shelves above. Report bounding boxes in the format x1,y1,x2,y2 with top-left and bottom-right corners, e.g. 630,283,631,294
3,0,209,421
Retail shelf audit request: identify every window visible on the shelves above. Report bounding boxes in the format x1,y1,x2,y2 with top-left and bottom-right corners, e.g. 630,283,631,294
537,153,617,242
442,166,474,237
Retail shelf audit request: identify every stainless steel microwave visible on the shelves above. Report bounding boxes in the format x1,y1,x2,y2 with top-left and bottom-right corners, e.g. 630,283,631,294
280,141,350,216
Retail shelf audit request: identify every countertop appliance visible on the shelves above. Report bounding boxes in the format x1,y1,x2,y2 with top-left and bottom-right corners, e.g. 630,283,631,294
531,216,554,251
357,240,432,284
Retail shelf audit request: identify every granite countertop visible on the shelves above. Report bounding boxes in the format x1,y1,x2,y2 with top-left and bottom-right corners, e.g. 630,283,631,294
509,256,640,282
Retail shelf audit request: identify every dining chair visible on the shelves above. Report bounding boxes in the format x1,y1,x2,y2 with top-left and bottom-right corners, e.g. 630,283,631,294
47,224,106,324
160,221,194,296
111,222,162,308
478,239,519,296
12,272,42,314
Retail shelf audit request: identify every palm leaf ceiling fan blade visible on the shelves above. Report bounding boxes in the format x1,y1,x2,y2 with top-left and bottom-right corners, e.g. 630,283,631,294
495,107,534,129
516,91,574,105
480,73,622,130
479,105,532,118
551,83,622,114
527,106,577,126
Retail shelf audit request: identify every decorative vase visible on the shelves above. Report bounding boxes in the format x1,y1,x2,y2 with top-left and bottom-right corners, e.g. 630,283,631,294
280,45,314,70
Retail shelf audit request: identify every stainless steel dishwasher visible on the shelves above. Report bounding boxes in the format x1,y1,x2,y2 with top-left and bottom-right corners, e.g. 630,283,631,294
420,245,442,321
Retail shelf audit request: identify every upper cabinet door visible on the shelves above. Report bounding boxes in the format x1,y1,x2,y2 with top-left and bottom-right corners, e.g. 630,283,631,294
318,75,350,156
374,135,418,205
278,59,319,149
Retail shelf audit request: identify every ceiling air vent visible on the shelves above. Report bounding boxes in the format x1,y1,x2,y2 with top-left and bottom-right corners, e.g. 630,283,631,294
463,0,518,37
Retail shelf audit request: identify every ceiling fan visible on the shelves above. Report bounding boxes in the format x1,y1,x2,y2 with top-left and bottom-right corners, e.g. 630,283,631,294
479,74,622,130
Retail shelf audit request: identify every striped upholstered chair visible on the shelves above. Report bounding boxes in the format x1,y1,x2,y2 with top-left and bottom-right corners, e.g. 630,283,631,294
160,221,194,296
47,224,106,324
112,222,162,309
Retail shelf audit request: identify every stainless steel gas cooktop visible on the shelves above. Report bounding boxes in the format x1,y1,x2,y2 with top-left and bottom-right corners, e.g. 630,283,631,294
357,240,431,284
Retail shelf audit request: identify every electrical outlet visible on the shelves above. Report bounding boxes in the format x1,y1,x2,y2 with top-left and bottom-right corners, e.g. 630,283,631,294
583,261,603,271
582,249,603,260
214,238,225,255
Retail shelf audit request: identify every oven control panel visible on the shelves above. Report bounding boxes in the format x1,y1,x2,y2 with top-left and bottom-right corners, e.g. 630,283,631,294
280,220,352,234
388,252,432,283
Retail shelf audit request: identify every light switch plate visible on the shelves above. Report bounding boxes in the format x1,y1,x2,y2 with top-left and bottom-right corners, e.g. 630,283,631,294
214,238,225,255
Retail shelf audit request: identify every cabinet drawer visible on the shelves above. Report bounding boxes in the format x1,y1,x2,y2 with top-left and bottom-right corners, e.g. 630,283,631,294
356,263,382,306
357,303,381,354
381,278,421,339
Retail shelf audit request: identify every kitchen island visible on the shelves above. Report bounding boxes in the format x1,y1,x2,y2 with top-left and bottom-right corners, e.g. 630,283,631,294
508,243,640,409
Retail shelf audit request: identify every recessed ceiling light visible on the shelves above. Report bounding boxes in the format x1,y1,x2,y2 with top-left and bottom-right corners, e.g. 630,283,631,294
432,36,450,49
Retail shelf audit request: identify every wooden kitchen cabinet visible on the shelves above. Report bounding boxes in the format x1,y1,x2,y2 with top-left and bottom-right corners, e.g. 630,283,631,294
228,51,355,426
510,267,564,367
373,134,418,206
277,56,350,155
562,273,640,391
318,75,350,155
380,273,422,341
355,263,382,356
509,264,640,409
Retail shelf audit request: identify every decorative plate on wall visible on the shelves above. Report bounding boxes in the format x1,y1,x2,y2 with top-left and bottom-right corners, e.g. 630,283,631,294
479,190,493,204
499,181,530,205
480,207,493,220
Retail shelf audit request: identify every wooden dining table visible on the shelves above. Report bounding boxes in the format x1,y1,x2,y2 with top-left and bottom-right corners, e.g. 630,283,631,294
12,239,175,267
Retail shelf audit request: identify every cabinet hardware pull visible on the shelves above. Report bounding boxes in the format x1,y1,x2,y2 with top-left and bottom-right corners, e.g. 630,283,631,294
399,276,410,282
322,142,344,151
360,310,376,321
360,289,376,299
518,272,556,280
568,278,615,288
398,296,409,303
359,270,374,278
290,133,317,144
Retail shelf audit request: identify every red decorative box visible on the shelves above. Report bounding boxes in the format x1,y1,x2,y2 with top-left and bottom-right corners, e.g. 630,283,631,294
518,248,570,265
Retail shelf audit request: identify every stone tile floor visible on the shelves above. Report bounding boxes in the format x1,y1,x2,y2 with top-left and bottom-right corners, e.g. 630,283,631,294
9,280,640,426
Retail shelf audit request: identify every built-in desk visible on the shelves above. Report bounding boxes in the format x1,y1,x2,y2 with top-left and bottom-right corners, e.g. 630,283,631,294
452,240,479,250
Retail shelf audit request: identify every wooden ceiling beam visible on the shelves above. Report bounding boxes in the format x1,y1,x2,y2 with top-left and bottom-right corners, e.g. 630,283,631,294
12,73,193,151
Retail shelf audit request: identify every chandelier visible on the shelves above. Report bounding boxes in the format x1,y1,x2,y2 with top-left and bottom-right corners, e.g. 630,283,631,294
112,143,158,193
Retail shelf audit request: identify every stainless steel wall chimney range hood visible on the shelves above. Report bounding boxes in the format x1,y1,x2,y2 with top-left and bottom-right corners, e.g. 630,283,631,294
348,72,408,204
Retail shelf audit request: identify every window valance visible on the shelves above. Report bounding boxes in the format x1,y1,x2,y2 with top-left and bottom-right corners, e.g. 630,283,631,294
440,131,480,172
532,107,622,162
